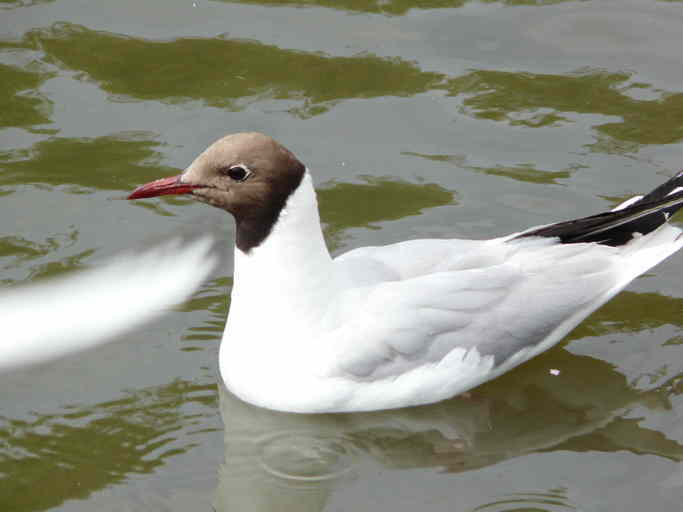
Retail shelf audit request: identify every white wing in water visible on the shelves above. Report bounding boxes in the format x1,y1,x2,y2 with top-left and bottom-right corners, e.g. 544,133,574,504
0,237,217,372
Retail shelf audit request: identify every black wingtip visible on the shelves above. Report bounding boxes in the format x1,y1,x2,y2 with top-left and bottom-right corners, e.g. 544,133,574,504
514,171,683,247
638,170,683,203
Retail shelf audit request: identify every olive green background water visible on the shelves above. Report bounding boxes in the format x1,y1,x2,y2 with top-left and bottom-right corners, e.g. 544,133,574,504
2,0,683,510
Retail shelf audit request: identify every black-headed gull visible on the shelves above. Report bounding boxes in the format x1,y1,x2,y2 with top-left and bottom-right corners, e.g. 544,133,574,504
128,132,683,413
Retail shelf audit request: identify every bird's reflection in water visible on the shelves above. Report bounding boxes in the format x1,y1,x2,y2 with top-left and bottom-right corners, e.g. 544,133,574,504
214,348,683,512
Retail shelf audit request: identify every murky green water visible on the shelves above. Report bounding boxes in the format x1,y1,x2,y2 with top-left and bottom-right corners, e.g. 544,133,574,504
2,0,683,510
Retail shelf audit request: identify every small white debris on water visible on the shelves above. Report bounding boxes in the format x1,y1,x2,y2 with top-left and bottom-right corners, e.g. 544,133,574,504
549,368,560,376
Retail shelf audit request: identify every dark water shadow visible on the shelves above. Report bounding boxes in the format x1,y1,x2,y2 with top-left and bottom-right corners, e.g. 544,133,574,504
16,23,442,118
0,0,54,10
6,23,682,154
0,379,219,512
209,0,576,16
404,151,576,185
0,62,54,130
318,177,455,250
0,230,98,285
446,70,683,147
0,133,178,193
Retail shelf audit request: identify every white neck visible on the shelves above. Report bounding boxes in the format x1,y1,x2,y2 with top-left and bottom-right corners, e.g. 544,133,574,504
228,172,339,325
220,172,344,408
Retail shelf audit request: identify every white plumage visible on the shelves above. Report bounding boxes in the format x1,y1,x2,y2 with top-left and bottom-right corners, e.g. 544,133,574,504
219,173,683,413
1,238,216,373
126,133,683,413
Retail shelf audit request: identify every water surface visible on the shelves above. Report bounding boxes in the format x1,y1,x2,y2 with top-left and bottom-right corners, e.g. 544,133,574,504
2,0,683,510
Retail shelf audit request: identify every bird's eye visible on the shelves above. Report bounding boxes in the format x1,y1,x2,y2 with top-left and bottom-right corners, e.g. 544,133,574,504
224,165,250,182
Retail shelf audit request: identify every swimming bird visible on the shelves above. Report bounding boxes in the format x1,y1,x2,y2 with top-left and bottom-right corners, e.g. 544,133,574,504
128,132,683,413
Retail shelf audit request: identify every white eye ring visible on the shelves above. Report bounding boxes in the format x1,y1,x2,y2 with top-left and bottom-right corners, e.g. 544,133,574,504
224,164,251,182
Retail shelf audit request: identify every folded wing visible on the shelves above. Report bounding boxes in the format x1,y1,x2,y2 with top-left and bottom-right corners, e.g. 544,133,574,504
333,240,623,390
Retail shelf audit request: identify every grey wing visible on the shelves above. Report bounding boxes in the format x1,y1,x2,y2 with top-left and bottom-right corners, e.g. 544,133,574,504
332,241,622,381
334,238,507,285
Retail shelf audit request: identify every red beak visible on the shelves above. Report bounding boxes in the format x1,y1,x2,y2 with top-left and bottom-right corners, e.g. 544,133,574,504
127,175,201,199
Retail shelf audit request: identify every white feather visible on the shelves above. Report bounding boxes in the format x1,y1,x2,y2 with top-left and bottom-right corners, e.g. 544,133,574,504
219,173,683,413
0,237,217,372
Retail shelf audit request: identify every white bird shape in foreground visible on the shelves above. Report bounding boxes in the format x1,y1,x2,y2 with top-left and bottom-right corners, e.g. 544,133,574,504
1,238,216,373
128,132,683,413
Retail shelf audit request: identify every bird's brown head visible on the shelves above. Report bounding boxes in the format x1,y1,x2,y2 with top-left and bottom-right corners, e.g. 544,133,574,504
128,132,306,252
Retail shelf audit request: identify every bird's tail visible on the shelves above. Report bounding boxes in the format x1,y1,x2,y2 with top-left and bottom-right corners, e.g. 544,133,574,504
514,170,683,247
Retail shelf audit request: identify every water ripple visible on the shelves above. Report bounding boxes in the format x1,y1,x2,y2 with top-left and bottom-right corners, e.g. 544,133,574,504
258,431,359,482
473,488,583,512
